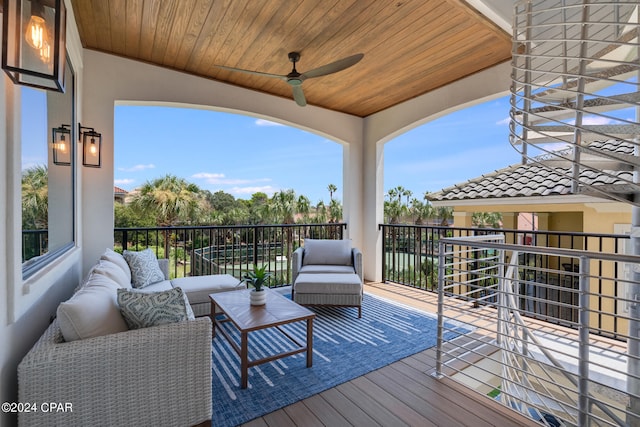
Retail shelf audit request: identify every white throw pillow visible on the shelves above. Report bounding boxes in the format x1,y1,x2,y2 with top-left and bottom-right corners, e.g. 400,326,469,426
93,259,131,288
100,248,132,283
117,287,195,330
123,248,165,288
302,239,352,266
57,274,128,342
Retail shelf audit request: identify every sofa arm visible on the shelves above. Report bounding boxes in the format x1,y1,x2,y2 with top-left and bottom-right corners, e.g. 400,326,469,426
157,258,170,280
292,247,304,284
352,248,363,282
19,317,212,427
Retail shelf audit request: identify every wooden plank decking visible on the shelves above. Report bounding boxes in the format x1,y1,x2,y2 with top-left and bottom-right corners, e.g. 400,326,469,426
239,282,540,427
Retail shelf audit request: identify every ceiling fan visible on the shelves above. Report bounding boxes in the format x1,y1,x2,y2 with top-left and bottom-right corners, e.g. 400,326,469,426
215,52,364,107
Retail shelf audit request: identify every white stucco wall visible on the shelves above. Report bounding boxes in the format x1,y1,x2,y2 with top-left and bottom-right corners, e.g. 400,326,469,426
1,2,84,425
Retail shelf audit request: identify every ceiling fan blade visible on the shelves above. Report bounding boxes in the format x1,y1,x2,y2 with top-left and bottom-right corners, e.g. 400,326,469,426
292,85,307,106
214,65,287,80
301,53,364,80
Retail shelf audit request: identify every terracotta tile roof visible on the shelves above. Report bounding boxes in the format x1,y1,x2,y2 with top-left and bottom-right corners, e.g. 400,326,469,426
114,186,128,194
427,140,634,203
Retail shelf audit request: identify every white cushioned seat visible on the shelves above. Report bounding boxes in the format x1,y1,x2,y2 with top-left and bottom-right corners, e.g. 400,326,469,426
140,280,174,293
294,273,362,294
171,274,244,304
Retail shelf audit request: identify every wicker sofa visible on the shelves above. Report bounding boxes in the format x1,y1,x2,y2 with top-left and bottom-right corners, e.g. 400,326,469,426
17,248,241,427
291,239,363,317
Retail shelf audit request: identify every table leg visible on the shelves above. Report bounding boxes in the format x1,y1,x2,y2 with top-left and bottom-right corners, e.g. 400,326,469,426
241,331,248,389
306,318,313,368
211,301,217,338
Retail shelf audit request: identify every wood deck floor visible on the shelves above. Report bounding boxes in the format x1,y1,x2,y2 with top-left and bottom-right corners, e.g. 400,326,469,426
240,282,540,427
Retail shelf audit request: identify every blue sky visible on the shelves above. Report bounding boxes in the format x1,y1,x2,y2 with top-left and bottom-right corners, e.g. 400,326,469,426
114,96,522,204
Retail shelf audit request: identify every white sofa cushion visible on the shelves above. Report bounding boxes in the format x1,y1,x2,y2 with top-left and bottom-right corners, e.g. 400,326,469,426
302,239,352,266
57,273,129,342
93,259,131,288
100,248,132,283
140,280,174,293
123,248,165,288
171,274,244,304
117,287,195,330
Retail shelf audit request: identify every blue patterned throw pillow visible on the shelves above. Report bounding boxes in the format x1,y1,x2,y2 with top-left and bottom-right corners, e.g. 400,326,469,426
117,287,195,330
123,248,165,288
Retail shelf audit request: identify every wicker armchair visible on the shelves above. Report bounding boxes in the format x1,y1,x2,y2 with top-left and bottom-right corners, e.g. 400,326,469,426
18,317,212,427
291,239,363,317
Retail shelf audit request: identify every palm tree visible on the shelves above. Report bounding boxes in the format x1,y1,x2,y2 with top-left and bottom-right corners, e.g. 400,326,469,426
270,189,298,278
296,195,311,223
327,183,337,201
472,212,503,228
22,165,49,229
130,174,203,257
314,201,328,224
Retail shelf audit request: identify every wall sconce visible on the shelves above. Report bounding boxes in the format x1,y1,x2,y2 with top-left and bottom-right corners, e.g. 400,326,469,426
52,123,70,165
79,124,102,168
2,0,67,92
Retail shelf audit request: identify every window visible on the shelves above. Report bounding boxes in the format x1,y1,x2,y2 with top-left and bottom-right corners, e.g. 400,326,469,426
21,57,75,278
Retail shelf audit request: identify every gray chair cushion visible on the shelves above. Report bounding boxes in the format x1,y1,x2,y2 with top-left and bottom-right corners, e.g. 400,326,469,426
302,239,352,266
294,273,362,294
299,265,356,275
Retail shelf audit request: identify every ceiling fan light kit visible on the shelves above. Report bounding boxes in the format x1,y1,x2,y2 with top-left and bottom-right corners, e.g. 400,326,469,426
215,51,364,107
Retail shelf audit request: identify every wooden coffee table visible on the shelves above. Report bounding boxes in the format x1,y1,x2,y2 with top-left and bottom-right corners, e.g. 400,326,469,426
209,288,316,389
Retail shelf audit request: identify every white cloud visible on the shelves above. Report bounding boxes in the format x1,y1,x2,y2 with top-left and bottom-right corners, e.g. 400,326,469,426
255,119,284,127
114,178,135,186
191,172,225,181
192,172,271,186
118,164,155,172
496,117,510,126
230,185,278,196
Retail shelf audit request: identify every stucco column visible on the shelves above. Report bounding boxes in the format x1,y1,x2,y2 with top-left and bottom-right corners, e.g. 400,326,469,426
502,212,517,244
453,211,473,228
360,132,384,283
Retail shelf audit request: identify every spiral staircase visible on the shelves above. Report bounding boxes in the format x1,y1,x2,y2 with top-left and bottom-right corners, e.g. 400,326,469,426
510,0,639,205
508,1,639,425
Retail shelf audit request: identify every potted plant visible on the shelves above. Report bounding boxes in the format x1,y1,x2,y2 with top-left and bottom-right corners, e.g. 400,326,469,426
242,264,272,306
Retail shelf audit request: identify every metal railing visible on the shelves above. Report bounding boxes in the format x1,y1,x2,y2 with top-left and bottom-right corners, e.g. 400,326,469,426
22,229,48,262
380,224,630,338
114,223,346,283
434,234,640,426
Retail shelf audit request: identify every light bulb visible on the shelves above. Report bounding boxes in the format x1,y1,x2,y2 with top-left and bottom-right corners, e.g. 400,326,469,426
25,15,46,50
58,135,67,153
89,139,97,155
39,39,51,63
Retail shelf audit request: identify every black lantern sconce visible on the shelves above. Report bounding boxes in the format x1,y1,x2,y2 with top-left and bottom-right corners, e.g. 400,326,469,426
52,123,70,165
79,124,102,168
2,0,67,92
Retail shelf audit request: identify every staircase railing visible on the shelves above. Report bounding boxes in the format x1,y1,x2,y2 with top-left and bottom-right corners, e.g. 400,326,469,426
435,235,640,426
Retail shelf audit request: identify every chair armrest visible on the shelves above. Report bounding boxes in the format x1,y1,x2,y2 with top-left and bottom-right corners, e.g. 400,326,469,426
19,317,212,426
292,247,305,284
352,248,363,282
157,258,170,280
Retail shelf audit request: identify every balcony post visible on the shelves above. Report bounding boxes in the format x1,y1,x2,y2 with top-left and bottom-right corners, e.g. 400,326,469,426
578,255,590,426
434,240,446,378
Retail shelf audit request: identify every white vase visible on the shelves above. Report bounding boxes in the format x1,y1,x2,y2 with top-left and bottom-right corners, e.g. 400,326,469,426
250,289,266,306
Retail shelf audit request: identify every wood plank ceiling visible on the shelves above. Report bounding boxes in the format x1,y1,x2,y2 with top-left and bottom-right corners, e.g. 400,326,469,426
70,0,512,117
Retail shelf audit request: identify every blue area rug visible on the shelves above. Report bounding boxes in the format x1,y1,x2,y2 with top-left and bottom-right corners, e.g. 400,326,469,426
211,292,469,427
